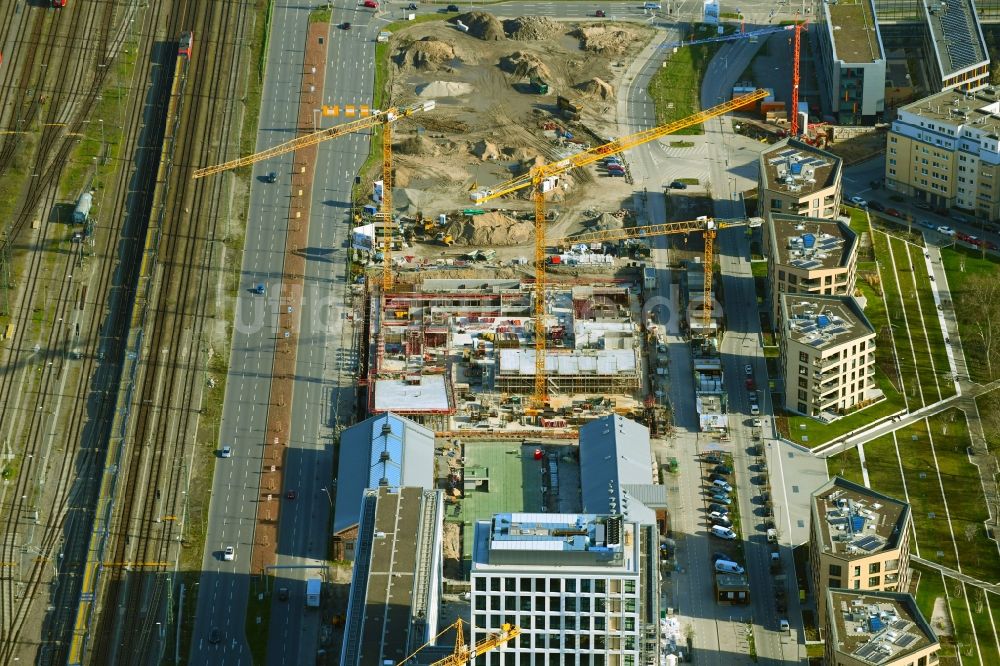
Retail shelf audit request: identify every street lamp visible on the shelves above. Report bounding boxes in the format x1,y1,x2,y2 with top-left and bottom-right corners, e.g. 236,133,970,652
319,487,333,507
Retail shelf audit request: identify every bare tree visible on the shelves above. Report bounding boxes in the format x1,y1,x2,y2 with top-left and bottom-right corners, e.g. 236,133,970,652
956,274,1000,379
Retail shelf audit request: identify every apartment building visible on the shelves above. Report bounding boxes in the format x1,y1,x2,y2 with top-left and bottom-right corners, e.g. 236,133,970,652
810,477,912,630
824,590,939,666
814,0,887,125
779,296,877,418
886,86,1000,219
758,139,843,221
764,213,858,326
470,513,659,666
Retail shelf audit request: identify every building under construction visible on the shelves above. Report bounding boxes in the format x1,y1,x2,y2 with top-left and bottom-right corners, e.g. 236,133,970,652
363,278,645,427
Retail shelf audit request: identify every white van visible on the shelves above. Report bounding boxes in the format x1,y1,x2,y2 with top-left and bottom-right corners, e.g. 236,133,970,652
714,559,745,574
711,525,737,540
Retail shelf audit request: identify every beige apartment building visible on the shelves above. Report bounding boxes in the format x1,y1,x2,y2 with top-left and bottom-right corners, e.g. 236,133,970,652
886,86,1000,220
810,477,912,630
758,139,844,220
765,213,858,326
779,295,877,418
824,590,939,666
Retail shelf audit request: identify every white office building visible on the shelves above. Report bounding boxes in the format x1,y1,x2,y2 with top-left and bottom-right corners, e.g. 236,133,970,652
470,513,659,666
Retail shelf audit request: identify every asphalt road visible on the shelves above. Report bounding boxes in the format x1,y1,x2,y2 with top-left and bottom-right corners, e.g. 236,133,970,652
190,2,314,664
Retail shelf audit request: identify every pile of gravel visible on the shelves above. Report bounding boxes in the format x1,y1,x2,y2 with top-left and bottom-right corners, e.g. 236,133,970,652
502,16,560,40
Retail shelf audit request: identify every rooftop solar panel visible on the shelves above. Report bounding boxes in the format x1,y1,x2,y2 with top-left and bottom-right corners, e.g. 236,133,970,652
895,634,918,647
891,620,911,631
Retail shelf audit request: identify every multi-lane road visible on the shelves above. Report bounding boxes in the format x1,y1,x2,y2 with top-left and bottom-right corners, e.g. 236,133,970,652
189,1,824,663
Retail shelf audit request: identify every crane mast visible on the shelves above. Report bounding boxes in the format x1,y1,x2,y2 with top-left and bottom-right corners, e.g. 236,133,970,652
474,89,768,406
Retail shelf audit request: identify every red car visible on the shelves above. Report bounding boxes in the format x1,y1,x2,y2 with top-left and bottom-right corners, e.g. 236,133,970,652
52,0,67,7
885,208,901,217
745,378,756,390
363,0,378,7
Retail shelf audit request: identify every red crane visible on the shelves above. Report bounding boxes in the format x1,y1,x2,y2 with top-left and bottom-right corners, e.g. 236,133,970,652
790,21,807,137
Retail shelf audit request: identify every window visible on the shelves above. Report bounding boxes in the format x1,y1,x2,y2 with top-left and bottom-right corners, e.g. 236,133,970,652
830,578,842,588
854,580,861,589
799,351,809,363
581,579,591,593
798,402,807,413
798,377,808,389
869,562,881,574
625,599,636,612
625,617,636,631
505,596,515,610
595,579,606,594
566,597,576,612
505,578,515,592
799,365,808,377
520,577,531,592
491,578,500,592
581,597,591,612
771,199,782,210
869,576,880,587
566,579,576,593
476,578,486,591
624,580,636,594
476,596,487,611
798,390,808,401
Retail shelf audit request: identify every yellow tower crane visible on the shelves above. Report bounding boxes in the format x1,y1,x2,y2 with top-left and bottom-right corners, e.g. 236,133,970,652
192,100,437,291
552,216,764,333
471,88,769,406
396,618,521,666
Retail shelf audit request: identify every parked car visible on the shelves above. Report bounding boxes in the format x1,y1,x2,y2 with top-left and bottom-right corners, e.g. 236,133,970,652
918,220,937,230
711,525,737,540
285,489,297,500
752,417,762,428
446,3,460,10
937,225,956,236
748,392,758,404
711,479,733,493
708,503,730,515
709,512,733,527
406,2,418,8
750,403,760,416
704,453,723,464
714,465,733,475
848,196,867,208
745,378,756,390
712,551,731,562
363,0,378,7
669,180,688,189
868,201,885,212
744,364,753,376
714,559,744,574
885,207,901,217
914,200,932,210
711,493,732,505
709,473,728,483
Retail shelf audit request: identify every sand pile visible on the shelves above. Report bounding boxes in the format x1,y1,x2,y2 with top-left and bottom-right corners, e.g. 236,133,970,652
502,16,560,40
498,51,552,83
395,38,458,71
575,77,615,99
415,80,473,97
395,134,439,156
447,212,533,246
470,139,501,161
452,12,505,41
572,26,636,55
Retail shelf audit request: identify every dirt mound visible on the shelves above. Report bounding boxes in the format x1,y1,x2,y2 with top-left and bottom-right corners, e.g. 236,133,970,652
447,212,533,246
572,26,637,55
393,165,413,188
415,80,473,97
395,134,439,157
395,37,457,71
575,77,615,99
584,211,625,232
498,51,553,83
501,145,540,161
470,139,501,161
452,12,505,41
502,16,560,40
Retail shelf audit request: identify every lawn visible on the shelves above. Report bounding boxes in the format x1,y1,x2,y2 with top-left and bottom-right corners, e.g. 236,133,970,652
647,24,736,135
782,368,905,447
947,580,981,665
942,246,1000,383
912,564,960,661
825,445,864,486
927,410,999,583
907,244,955,399
967,585,1000,665
860,433,908,508
873,231,924,408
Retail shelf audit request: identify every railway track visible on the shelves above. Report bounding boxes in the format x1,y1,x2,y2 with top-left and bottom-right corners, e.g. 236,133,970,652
75,0,253,663
0,2,174,663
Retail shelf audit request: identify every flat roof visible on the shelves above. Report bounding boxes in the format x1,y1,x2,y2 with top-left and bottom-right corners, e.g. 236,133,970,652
373,375,451,412
498,348,637,376
579,415,657,525
827,0,882,64
899,87,1000,138
344,487,443,665
828,591,937,664
472,513,640,571
782,295,875,351
813,477,910,559
769,214,856,272
760,139,842,197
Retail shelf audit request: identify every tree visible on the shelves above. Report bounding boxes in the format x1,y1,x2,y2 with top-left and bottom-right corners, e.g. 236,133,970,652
955,274,1000,379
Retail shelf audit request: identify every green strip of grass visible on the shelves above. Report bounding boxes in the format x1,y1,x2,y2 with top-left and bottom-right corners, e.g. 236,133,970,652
647,25,736,136
896,420,959,570
874,231,922,408
826,445,864,487
888,236,940,403
948,580,982,665
907,244,955,399
912,565,960,660
862,433,908,502
967,585,1000,665
927,410,1000,583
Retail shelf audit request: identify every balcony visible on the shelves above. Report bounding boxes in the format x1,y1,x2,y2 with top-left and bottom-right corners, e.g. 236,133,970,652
813,355,841,369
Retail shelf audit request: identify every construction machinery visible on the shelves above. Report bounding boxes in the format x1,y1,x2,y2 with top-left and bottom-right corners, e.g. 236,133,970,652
552,216,763,332
396,618,521,666
661,24,795,50
192,100,436,290
790,21,808,137
471,88,768,406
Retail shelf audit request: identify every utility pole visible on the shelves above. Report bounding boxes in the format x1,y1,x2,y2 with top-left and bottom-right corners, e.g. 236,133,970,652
0,233,11,317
